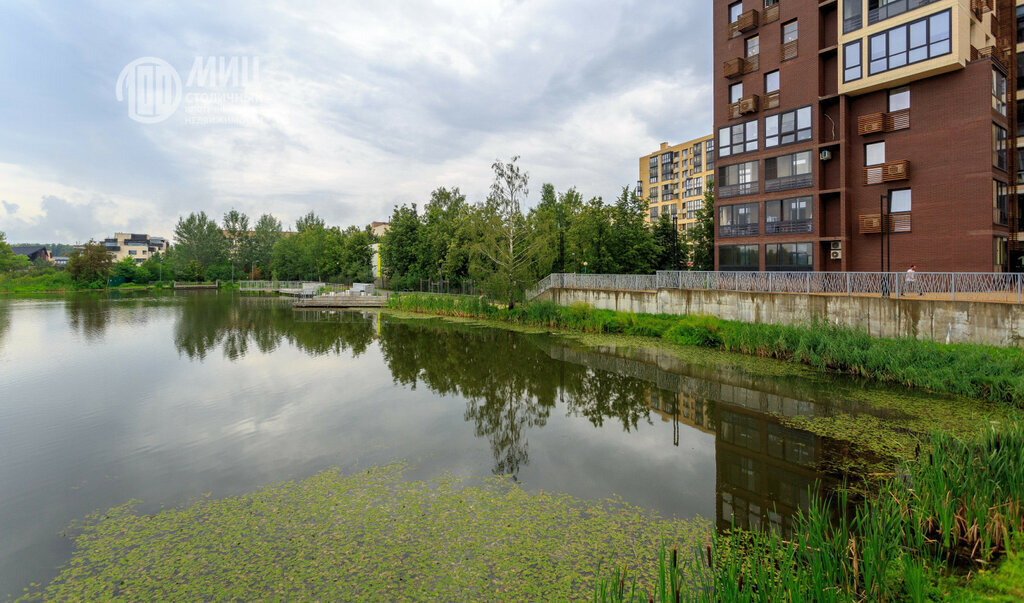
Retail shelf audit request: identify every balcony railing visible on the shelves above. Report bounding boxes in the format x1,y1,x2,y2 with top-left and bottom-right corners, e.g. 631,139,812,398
863,160,909,185
867,0,940,26
971,0,993,18
763,3,780,24
765,219,813,234
729,10,759,38
719,223,760,238
971,45,1009,72
764,90,780,110
857,109,910,136
765,173,813,192
728,94,760,119
723,56,759,78
718,182,759,198
780,40,798,62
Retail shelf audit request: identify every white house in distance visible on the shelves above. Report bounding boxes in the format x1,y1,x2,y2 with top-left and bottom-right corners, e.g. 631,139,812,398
102,233,169,264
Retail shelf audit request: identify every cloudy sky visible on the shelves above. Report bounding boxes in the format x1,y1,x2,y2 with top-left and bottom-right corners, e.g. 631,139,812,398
0,0,713,244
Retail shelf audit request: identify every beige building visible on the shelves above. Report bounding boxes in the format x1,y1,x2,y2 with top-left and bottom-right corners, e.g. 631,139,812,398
638,134,715,232
370,221,390,238
103,233,168,264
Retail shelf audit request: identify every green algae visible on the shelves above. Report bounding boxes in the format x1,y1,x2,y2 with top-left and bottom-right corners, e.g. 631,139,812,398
21,464,710,601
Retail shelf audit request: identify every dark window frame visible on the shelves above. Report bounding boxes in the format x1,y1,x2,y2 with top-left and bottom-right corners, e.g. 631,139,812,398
843,40,862,82
719,244,760,271
765,196,813,234
867,9,951,77
765,106,812,148
719,202,761,238
765,242,813,271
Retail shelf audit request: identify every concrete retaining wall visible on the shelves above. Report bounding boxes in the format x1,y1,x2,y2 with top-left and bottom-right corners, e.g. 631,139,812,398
536,288,1024,347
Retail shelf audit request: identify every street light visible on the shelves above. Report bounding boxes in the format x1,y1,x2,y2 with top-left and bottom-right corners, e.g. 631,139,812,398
583,261,588,274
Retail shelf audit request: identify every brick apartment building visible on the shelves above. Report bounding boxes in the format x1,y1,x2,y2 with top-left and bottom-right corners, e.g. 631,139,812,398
638,135,716,233
713,0,1020,273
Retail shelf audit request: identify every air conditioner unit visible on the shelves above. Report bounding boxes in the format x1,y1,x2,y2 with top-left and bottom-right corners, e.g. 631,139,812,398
830,249,842,260
819,149,833,161
830,241,842,251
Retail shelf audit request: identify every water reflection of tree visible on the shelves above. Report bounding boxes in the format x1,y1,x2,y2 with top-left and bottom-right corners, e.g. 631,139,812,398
172,294,377,360
0,301,10,347
65,294,112,341
378,320,655,477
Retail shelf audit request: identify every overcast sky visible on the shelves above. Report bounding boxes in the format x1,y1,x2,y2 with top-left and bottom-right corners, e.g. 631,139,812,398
0,0,713,244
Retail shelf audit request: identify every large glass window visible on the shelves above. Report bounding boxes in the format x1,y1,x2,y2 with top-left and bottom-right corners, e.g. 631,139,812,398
765,106,812,147
844,40,862,82
993,69,1007,117
729,1,743,23
844,0,863,33
865,142,885,166
868,0,941,26
765,243,813,271
868,10,951,76
718,120,758,158
994,180,1009,225
719,244,759,271
766,196,813,234
765,151,813,192
719,160,759,198
719,202,760,237
889,188,911,213
994,124,1007,171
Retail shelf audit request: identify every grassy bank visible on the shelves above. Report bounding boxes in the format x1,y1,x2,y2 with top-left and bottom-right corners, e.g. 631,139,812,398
597,421,1024,601
388,293,1024,407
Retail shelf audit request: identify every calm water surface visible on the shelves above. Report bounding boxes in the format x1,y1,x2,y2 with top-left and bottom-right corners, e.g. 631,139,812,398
1,291,892,596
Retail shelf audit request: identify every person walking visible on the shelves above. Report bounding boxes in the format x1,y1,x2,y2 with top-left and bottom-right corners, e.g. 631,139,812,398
905,264,921,296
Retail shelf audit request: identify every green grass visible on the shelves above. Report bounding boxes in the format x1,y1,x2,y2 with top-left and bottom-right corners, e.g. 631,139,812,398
596,420,1024,602
388,294,1024,407
20,464,709,601
0,270,77,292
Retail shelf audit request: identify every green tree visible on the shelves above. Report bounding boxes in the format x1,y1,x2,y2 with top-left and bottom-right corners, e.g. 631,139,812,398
0,232,30,272
565,197,614,274
295,211,325,234
473,156,542,309
532,184,581,274
339,226,373,282
607,187,657,274
421,187,471,282
67,240,113,284
251,214,283,278
380,204,423,289
223,209,251,281
174,212,227,275
688,179,715,271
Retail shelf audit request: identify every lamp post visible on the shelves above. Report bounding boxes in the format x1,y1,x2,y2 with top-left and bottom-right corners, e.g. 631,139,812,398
671,213,679,270
583,261,588,274
880,193,890,297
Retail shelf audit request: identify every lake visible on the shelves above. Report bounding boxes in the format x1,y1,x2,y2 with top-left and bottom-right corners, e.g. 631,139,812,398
0,291,896,596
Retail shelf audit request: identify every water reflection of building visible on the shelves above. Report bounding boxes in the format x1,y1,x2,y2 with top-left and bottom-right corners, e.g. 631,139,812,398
542,341,867,534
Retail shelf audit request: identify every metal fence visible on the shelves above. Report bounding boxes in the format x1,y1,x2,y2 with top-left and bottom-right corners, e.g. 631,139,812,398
239,280,309,291
527,271,1024,304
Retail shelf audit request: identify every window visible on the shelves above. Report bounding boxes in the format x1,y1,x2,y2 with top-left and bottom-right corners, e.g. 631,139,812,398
746,35,759,57
1018,6,1024,44
128,250,137,256
765,150,813,191
865,142,885,166
765,106,812,147
650,205,658,220
766,243,813,271
889,188,911,213
843,40,862,82
719,244,759,270
719,160,759,198
868,10,951,76
718,119,758,157
994,124,1007,171
766,196,813,233
730,83,744,103
993,69,1007,117
719,203,760,237
729,1,743,23
844,0,863,33
995,236,1008,272
782,21,798,43
868,0,942,25
765,70,779,94
888,86,909,112
994,180,1008,225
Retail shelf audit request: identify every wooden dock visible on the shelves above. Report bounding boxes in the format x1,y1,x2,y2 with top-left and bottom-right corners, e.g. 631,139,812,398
173,281,219,290
293,293,388,309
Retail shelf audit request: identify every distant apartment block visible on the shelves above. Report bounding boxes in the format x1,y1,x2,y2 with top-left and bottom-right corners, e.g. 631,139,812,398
103,233,168,264
713,0,1019,272
638,135,715,232
370,221,390,238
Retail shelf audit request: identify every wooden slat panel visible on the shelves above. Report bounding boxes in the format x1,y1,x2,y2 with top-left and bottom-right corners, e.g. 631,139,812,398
857,113,884,136
765,90,780,110
888,213,911,233
885,109,910,131
862,160,909,185
780,40,798,62
859,214,883,234
763,3,779,24
729,10,759,38
723,57,745,78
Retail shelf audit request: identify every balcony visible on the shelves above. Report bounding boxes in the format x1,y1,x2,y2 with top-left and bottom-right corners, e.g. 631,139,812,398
863,160,909,185
727,95,760,119
856,109,910,136
723,56,759,78
764,90,780,110
867,0,940,26
719,182,759,198
765,173,813,192
765,219,813,234
858,212,911,234
763,3,780,24
971,0,993,18
971,45,1009,72
729,10,759,38
780,40,798,62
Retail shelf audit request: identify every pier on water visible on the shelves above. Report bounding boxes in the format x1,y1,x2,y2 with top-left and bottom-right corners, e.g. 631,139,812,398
240,281,388,308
